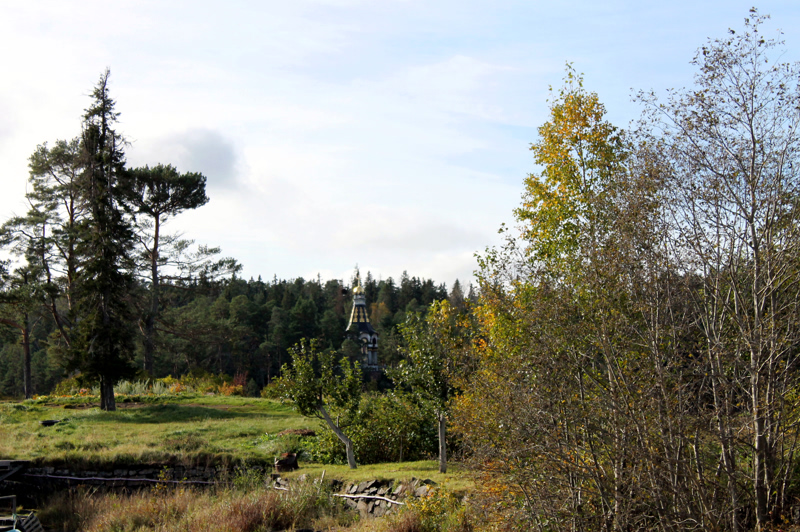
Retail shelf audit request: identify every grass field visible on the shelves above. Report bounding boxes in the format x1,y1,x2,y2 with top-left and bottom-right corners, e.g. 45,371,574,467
0,395,471,490
0,395,316,467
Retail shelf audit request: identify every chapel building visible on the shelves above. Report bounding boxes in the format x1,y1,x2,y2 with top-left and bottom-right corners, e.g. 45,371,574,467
346,276,379,368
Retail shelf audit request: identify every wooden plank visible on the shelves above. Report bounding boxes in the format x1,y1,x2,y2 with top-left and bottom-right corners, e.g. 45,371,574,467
0,466,23,482
19,513,45,532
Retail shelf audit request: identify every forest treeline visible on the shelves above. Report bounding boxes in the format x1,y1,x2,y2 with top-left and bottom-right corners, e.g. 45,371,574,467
0,268,465,398
4,9,800,531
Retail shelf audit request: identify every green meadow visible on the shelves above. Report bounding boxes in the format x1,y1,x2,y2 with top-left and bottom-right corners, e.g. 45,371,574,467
0,395,468,489
1,396,314,468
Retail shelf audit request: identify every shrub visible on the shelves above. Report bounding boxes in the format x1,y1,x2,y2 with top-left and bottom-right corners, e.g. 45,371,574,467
398,487,474,532
244,378,260,397
52,375,95,397
260,381,283,399
310,393,438,464
218,382,243,396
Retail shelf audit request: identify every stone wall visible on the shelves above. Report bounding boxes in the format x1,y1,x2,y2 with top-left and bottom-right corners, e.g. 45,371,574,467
269,475,438,518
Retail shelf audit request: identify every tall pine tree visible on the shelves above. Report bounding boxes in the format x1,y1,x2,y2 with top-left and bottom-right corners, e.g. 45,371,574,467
71,69,136,411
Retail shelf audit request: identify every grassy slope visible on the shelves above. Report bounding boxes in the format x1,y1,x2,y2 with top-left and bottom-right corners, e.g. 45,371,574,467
0,396,314,467
0,396,471,490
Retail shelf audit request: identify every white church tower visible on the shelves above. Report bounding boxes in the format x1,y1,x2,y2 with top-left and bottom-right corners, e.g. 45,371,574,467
346,275,379,367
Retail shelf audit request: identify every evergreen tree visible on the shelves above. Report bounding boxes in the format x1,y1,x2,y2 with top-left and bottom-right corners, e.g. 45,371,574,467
70,70,136,411
127,163,209,373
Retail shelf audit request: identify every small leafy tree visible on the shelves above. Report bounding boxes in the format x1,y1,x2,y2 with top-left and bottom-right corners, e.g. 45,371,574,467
393,300,474,473
280,340,361,469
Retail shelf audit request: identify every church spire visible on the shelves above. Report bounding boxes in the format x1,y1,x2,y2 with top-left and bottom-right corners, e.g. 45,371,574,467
346,272,379,367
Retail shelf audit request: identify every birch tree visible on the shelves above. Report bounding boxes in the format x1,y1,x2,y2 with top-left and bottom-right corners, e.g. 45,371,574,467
641,10,800,529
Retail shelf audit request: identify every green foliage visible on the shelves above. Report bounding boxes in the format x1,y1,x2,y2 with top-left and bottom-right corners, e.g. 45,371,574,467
279,339,363,468
260,380,283,399
279,340,361,418
309,393,438,465
393,301,474,408
52,375,90,396
69,70,138,411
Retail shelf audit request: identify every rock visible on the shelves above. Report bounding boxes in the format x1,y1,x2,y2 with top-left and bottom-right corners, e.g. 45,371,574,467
274,452,299,472
415,485,430,497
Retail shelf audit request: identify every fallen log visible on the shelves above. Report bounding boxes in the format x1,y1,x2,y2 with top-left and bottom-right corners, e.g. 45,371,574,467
333,493,405,506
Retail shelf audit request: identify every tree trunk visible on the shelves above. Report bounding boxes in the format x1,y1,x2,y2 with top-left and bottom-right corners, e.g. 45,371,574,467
143,215,160,374
437,410,447,474
100,375,116,411
22,316,32,399
0,316,34,400
318,405,356,469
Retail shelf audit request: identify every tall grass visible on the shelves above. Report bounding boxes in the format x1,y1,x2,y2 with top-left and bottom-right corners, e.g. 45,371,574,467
40,475,352,532
114,379,172,396
37,477,476,532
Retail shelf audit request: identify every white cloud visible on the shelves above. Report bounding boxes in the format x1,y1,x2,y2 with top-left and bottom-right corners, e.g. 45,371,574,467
128,129,240,189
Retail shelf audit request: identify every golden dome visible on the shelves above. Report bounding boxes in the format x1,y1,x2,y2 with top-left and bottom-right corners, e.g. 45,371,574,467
353,283,364,295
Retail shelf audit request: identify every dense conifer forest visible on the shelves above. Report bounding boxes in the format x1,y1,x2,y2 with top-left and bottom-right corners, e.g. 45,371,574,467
0,268,471,397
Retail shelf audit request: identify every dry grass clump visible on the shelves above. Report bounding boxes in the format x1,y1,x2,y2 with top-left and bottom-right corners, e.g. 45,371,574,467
39,478,347,532
39,483,478,532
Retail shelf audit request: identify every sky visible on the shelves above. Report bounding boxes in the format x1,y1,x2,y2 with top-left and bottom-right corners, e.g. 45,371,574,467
1,1,799,289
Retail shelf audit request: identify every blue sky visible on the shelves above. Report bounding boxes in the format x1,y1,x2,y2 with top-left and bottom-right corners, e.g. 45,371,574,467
1,1,799,288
